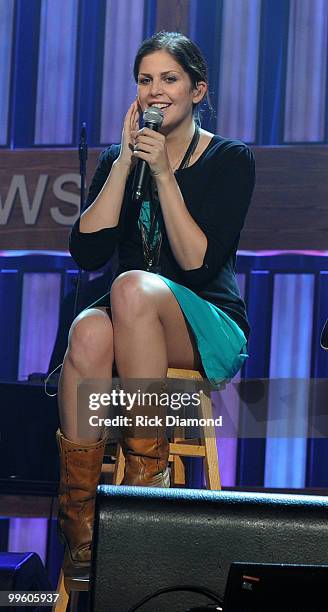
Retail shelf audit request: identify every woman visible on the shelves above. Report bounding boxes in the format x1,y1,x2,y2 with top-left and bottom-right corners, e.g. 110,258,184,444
57,31,255,578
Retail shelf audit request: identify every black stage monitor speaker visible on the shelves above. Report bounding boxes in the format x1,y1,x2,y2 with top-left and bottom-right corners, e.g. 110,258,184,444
0,382,59,484
91,486,328,612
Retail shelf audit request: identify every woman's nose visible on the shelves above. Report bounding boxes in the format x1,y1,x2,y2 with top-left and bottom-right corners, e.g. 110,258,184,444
150,79,164,96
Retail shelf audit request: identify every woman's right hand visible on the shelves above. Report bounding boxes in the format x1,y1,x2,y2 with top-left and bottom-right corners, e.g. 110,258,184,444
117,100,141,170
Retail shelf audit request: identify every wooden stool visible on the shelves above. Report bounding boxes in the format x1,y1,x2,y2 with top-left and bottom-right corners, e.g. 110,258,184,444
113,367,221,490
54,368,221,610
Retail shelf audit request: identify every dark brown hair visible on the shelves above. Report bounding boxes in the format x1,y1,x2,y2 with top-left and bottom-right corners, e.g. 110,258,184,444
133,31,214,123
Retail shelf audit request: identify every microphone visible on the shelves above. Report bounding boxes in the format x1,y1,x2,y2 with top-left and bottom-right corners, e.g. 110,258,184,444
132,106,164,202
320,319,328,349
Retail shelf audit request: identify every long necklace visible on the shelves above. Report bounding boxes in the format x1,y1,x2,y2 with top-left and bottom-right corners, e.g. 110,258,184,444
140,123,200,274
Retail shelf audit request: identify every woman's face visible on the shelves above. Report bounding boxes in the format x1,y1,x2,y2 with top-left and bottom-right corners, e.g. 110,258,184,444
136,50,205,131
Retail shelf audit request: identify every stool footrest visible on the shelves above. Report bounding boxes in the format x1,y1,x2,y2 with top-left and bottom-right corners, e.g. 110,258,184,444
169,442,206,457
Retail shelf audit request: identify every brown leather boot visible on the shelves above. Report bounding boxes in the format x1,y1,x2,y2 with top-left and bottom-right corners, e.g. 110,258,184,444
56,429,107,579
120,397,170,487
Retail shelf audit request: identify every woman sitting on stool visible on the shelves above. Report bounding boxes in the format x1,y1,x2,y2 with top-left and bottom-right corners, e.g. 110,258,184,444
56,31,255,579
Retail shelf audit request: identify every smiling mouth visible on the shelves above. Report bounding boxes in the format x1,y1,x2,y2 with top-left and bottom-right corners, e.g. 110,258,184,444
149,103,171,110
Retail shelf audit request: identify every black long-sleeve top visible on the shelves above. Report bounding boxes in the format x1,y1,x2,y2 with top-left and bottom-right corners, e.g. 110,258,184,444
69,135,255,338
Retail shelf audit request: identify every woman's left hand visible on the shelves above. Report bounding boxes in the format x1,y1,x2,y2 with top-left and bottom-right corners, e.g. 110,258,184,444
132,127,171,177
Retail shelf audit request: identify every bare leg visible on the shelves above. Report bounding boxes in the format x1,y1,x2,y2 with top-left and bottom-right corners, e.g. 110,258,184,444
58,307,114,443
110,270,201,487
111,270,201,379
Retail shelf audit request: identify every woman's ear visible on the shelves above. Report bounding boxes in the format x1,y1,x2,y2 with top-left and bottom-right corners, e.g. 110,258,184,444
193,81,207,104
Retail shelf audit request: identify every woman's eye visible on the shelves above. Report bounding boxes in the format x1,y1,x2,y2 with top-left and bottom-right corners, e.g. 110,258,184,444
137,76,177,84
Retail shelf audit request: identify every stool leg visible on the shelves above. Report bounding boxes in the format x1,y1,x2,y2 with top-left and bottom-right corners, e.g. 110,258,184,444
171,454,186,485
113,443,125,485
199,391,221,490
54,570,69,612
171,426,186,486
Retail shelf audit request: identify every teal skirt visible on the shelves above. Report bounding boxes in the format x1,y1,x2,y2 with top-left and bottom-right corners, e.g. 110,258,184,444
86,274,248,389
157,275,248,388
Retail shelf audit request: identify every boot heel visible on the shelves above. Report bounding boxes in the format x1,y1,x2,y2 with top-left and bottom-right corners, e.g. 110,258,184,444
147,468,170,488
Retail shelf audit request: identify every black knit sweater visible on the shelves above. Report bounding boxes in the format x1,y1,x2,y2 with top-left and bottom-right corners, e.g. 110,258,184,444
69,135,255,338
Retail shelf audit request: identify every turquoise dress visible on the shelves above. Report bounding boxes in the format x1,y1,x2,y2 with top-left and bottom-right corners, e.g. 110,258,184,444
138,200,248,388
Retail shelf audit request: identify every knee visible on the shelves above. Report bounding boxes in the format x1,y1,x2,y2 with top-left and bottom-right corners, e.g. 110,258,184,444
111,271,155,322
67,309,113,371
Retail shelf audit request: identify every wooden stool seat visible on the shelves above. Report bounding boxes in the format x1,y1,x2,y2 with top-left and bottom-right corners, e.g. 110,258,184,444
55,368,221,610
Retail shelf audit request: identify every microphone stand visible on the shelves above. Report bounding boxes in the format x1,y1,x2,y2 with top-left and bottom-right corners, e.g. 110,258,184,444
79,122,88,214
73,122,88,319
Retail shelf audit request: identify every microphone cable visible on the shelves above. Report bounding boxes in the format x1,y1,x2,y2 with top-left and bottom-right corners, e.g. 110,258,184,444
126,584,223,612
44,122,88,398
